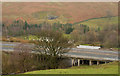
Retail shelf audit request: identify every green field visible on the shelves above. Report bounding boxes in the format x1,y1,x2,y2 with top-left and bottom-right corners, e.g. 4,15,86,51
24,62,118,74
74,16,118,29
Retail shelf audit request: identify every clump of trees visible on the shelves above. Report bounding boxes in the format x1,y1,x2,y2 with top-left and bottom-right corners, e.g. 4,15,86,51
2,44,34,74
2,50,70,74
99,24,118,48
2,19,119,48
2,29,72,75
2,20,74,37
71,23,119,48
2,40,72,75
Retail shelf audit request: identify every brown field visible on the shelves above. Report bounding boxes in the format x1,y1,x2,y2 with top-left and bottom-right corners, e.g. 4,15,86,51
2,2,118,24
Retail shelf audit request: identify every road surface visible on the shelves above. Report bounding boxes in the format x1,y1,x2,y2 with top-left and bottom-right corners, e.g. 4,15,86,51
1,42,119,61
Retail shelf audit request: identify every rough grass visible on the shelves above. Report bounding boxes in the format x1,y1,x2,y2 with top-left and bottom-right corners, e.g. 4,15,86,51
24,62,118,74
2,37,29,43
76,16,118,29
3,2,118,24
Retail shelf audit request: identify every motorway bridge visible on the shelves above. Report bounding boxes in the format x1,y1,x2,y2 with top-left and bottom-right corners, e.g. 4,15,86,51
1,42,119,66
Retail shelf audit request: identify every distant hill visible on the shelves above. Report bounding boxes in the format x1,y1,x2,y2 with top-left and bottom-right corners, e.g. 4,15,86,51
2,2,118,24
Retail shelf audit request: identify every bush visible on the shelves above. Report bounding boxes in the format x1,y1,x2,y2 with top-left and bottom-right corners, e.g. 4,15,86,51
2,51,69,75
58,58,71,69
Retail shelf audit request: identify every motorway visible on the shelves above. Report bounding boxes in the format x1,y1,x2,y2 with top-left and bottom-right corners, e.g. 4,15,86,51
1,42,119,61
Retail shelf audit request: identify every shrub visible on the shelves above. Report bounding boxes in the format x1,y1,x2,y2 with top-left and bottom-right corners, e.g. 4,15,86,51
2,51,69,75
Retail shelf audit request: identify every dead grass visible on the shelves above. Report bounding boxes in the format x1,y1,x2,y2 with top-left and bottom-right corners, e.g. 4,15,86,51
2,37,30,43
2,2,118,24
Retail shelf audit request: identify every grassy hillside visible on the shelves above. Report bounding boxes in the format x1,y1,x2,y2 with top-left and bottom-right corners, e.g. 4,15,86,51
24,62,118,74
2,2,118,24
73,16,118,29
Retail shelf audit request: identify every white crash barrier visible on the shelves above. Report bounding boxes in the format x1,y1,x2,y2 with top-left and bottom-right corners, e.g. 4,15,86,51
77,45,100,49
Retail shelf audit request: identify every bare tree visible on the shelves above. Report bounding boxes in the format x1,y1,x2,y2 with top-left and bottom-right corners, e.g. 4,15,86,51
13,44,33,72
85,31,97,44
33,30,73,57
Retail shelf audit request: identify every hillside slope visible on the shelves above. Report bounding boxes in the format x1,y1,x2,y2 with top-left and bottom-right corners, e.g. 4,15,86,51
2,2,118,24
74,16,118,29
24,62,118,74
